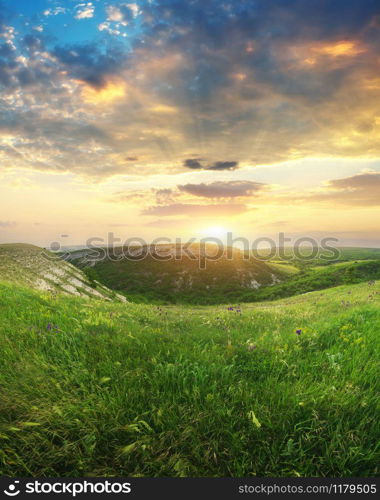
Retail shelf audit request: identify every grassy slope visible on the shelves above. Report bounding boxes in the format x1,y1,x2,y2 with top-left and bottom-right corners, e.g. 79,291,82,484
0,243,125,302
0,279,379,477
243,260,380,302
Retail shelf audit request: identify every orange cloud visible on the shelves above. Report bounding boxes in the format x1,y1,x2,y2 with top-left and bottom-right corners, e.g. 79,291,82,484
311,40,366,57
149,104,178,114
80,79,127,104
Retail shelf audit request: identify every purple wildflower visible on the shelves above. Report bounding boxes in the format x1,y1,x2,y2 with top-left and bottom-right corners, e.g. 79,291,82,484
47,323,53,331
295,329,302,335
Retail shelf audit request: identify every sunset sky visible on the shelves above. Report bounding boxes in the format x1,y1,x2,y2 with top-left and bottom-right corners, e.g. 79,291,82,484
1,0,380,247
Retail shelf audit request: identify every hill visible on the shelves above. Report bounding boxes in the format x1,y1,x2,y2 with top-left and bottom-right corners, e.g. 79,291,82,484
0,243,126,302
67,245,380,304
67,244,287,304
0,278,378,476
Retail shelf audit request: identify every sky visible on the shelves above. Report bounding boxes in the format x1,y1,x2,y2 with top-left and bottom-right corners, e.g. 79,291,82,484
1,0,380,248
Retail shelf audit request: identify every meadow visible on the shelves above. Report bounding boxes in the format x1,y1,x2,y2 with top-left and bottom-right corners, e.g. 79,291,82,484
0,279,379,477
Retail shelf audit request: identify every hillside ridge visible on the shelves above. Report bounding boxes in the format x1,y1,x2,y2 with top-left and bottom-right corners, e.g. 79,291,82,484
0,243,126,302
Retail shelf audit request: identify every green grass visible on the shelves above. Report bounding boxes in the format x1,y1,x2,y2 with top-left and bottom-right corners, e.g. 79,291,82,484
0,279,379,477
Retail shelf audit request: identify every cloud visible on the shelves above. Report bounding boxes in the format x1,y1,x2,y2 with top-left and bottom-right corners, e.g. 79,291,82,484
306,172,380,206
98,22,125,37
106,6,125,22
22,34,45,51
43,7,66,17
1,0,380,183
208,161,239,171
183,159,240,170
141,203,248,217
75,3,95,20
106,4,140,23
53,43,127,88
155,188,174,204
184,159,203,169
178,180,267,198
144,218,187,227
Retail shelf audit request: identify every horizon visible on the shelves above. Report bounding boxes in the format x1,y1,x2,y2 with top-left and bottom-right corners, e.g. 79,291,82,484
3,240,380,252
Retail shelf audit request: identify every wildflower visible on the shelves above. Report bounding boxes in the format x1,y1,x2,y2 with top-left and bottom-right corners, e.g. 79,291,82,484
295,329,302,335
247,343,257,351
227,306,234,311
47,323,59,332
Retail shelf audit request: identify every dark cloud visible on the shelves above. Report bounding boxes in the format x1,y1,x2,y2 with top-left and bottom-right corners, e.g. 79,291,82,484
22,34,45,52
53,43,128,88
141,203,248,217
0,32,53,90
208,161,239,171
184,158,203,169
178,180,267,198
183,159,239,170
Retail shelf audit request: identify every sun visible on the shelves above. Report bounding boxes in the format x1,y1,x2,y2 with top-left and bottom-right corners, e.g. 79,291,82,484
200,226,229,238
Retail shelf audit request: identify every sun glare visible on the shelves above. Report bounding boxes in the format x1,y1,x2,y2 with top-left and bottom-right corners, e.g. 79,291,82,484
200,226,229,239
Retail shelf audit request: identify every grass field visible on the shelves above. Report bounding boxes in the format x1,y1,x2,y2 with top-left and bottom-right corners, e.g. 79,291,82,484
0,279,379,477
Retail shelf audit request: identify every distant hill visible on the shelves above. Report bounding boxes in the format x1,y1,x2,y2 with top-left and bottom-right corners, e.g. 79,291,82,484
0,243,126,302
67,244,380,304
66,244,289,304
253,246,380,268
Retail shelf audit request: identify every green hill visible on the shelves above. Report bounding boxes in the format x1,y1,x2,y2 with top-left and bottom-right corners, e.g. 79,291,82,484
0,278,379,476
68,244,287,304
68,245,380,304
